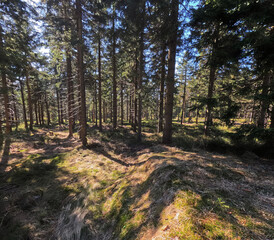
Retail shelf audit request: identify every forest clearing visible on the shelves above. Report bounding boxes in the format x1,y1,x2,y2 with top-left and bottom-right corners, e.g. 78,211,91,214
1,0,274,239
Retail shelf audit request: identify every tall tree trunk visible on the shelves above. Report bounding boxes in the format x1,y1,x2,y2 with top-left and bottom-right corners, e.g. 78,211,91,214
60,87,64,124
271,75,274,129
112,11,117,130
137,1,145,142
1,72,11,133
204,65,216,135
162,0,179,144
158,42,166,133
181,67,187,124
56,87,61,125
98,38,102,131
95,84,98,127
133,53,138,132
26,70,33,130
34,101,38,125
64,0,74,137
103,100,106,123
129,88,132,124
120,81,124,125
76,0,87,146
0,26,11,133
0,105,2,137
45,91,50,126
66,51,74,136
196,108,199,124
134,74,138,132
38,100,42,126
127,90,129,122
204,24,219,135
41,99,45,125
11,85,18,130
20,80,28,130
257,75,270,128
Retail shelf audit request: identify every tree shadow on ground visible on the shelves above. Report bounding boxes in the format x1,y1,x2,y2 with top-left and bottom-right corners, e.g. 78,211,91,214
0,135,83,240
84,153,274,239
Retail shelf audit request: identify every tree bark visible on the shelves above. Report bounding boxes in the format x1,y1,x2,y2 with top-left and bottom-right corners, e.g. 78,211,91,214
76,0,87,146
137,1,145,142
158,42,166,133
181,67,187,124
196,108,199,124
162,0,179,144
66,51,74,136
20,80,28,130
56,87,61,125
34,101,38,125
1,72,11,133
98,38,102,131
64,0,74,137
271,75,274,129
41,98,45,125
25,70,33,130
11,85,18,130
120,81,124,125
112,10,117,130
204,24,219,135
133,61,138,132
204,65,216,135
0,26,11,133
45,91,51,126
126,91,129,122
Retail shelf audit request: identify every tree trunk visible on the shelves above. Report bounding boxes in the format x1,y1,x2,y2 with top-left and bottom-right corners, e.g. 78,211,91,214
98,38,102,131
64,0,74,137
181,67,187,124
20,80,28,130
204,25,219,135
11,86,18,130
0,106,2,137
196,108,199,124
204,63,217,135
129,88,132,124
103,100,106,123
127,90,129,122
257,75,270,128
162,0,179,144
120,81,124,125
34,101,38,125
66,51,74,136
76,0,87,146
95,84,98,127
0,26,11,133
271,75,274,129
112,10,117,130
26,70,33,130
158,42,166,133
1,72,11,133
38,100,42,126
137,2,145,142
41,99,45,125
56,87,61,125
45,91,51,126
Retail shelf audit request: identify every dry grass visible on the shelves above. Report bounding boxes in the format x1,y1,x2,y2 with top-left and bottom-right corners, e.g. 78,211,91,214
0,128,273,239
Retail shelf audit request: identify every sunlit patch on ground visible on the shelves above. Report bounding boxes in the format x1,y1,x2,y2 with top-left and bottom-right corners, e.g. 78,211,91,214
0,128,273,239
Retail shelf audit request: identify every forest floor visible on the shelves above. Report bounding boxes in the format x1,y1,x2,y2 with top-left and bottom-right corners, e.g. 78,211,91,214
0,123,273,240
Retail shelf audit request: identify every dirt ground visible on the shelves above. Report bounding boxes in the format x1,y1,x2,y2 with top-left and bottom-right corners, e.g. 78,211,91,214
0,128,273,239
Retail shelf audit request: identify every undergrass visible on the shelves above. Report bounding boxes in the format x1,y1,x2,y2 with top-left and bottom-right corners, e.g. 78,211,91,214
0,123,273,239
